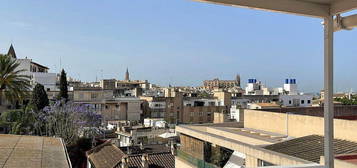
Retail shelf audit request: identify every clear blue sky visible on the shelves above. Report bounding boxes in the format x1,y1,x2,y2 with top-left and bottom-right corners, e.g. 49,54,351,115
0,0,356,93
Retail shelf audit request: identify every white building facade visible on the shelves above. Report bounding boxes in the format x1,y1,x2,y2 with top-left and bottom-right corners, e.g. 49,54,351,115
279,94,313,107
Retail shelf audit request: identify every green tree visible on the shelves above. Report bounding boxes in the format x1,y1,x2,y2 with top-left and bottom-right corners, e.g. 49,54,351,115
31,84,49,110
0,54,30,107
335,95,357,105
0,107,36,134
58,69,69,101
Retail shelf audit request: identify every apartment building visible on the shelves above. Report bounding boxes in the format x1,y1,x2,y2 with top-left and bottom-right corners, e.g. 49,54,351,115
73,87,114,102
6,45,58,92
116,125,169,147
244,78,313,108
164,90,231,124
73,88,143,123
140,96,166,118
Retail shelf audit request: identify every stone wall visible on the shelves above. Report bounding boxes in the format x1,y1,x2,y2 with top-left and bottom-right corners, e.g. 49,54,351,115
263,105,357,118
244,109,357,141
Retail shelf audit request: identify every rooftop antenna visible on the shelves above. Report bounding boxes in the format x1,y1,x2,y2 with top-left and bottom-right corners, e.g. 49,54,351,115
100,69,103,80
59,56,62,70
53,64,57,73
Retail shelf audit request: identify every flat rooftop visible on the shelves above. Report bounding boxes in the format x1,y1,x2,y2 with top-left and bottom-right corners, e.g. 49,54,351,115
176,123,313,165
178,122,287,145
0,134,71,168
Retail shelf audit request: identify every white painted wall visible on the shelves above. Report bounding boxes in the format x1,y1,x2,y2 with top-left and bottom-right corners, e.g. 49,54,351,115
284,83,298,95
279,95,313,107
32,72,57,91
144,118,166,128
230,105,241,121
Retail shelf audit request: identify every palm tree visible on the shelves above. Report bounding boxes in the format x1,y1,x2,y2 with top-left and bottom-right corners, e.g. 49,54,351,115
0,54,30,107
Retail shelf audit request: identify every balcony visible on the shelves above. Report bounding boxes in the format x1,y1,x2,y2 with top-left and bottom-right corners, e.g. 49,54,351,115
176,149,218,168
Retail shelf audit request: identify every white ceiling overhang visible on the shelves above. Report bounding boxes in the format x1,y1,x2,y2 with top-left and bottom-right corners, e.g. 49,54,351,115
194,0,357,18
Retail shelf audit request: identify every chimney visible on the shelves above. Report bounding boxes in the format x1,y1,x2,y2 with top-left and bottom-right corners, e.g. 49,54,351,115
141,154,149,168
140,142,144,150
121,156,128,168
170,142,176,155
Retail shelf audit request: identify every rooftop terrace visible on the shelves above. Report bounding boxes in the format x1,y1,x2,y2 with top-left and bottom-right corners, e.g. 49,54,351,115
0,134,71,168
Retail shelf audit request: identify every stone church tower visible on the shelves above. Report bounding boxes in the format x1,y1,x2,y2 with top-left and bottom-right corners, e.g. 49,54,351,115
125,68,130,81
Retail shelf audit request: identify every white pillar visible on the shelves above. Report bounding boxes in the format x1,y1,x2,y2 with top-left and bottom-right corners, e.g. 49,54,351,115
324,15,334,168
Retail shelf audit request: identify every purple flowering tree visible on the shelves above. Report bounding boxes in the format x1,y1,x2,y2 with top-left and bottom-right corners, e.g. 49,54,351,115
37,101,102,145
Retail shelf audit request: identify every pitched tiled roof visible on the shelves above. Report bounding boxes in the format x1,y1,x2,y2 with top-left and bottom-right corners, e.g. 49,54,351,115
119,144,171,155
264,135,357,163
87,141,126,168
31,61,49,69
88,143,175,168
127,152,175,168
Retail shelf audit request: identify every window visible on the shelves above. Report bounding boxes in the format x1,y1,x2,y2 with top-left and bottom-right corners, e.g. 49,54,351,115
308,100,311,104
289,100,292,104
301,100,305,104
258,159,275,166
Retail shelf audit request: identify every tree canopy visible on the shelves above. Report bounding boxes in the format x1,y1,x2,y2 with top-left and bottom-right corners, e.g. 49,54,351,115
0,54,30,106
58,69,69,101
335,95,357,105
31,84,49,110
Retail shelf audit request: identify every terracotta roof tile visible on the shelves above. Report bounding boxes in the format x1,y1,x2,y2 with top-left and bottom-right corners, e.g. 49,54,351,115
127,153,175,168
88,143,175,168
87,141,126,168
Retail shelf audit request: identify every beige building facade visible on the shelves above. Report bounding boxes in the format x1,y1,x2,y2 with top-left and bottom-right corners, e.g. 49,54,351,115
164,92,229,124
203,75,241,89
73,88,143,123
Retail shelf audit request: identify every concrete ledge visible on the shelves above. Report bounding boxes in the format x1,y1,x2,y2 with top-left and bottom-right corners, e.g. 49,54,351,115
176,125,313,166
